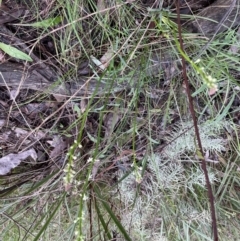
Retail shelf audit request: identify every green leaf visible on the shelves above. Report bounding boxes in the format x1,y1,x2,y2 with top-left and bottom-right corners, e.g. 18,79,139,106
86,132,98,143
215,94,235,122
93,184,132,241
0,42,32,62
192,84,207,97
95,201,112,240
14,16,62,28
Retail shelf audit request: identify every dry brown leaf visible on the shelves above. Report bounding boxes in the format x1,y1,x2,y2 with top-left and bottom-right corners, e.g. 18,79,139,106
0,131,11,143
0,3,25,24
100,48,114,69
13,127,46,140
103,111,121,139
0,119,5,128
53,94,67,102
52,84,69,102
0,149,37,175
91,159,101,180
80,99,88,113
48,135,67,159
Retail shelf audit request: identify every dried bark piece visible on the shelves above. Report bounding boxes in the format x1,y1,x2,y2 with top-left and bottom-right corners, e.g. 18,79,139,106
190,0,240,34
0,3,25,24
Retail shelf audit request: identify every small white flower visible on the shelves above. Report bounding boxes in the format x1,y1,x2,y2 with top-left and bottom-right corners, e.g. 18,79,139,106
82,194,88,201
206,75,217,83
74,217,80,223
87,157,93,163
194,59,201,64
88,174,93,180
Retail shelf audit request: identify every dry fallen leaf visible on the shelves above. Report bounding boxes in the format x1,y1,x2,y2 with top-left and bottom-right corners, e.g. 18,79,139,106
103,111,121,140
0,119,5,128
90,55,105,71
0,149,37,175
48,135,67,160
91,159,101,180
0,3,26,25
100,48,114,69
80,99,88,113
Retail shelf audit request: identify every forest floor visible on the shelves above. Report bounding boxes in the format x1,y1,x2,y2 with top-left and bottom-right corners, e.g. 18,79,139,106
0,0,240,240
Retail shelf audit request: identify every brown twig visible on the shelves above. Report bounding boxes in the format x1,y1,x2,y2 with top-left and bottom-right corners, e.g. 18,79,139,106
175,1,218,240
